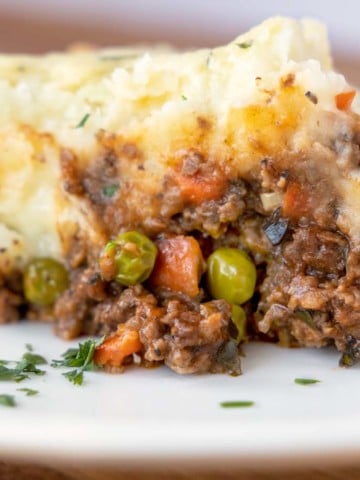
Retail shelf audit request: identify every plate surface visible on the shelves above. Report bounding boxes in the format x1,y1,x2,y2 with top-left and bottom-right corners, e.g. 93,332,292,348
0,322,359,468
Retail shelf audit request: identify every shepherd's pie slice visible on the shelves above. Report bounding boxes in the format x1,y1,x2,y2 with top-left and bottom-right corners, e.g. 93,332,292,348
0,17,359,373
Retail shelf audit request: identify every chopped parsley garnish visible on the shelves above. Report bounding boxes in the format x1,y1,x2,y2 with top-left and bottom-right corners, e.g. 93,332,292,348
0,394,16,407
51,337,104,386
294,378,320,385
220,401,254,408
206,50,213,67
0,365,27,382
21,352,47,365
75,113,91,128
13,360,45,378
102,184,119,198
0,346,45,405
63,370,84,386
237,40,253,49
0,347,47,383
17,388,39,397
181,94,187,101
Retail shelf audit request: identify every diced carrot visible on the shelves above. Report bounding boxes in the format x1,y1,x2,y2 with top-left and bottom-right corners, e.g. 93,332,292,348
283,182,312,220
175,171,226,205
335,90,356,111
94,325,142,367
149,235,205,297
199,311,223,340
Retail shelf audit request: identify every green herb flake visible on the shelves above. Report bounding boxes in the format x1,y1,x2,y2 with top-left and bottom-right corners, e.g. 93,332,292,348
22,352,47,365
236,40,253,49
294,378,320,385
63,369,84,386
0,349,47,382
25,343,33,352
181,94,187,101
75,113,91,129
220,401,254,408
0,365,28,383
17,388,38,397
102,184,119,198
52,337,104,386
0,394,16,407
52,338,99,369
14,375,29,383
15,359,46,377
206,50,213,67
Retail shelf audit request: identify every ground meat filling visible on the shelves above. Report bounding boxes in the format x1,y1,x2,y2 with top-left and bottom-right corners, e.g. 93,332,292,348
167,180,247,238
54,269,108,340
256,159,359,358
31,141,360,372
6,123,360,373
257,222,353,352
134,296,239,375
283,227,348,280
0,271,24,324
54,278,240,375
52,159,248,374
0,290,21,324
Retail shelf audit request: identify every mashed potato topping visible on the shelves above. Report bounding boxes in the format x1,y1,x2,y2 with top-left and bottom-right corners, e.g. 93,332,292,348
0,17,354,268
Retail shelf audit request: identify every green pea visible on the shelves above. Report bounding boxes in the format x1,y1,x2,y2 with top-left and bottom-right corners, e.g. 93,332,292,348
23,258,69,306
99,231,157,286
206,247,256,305
231,304,247,344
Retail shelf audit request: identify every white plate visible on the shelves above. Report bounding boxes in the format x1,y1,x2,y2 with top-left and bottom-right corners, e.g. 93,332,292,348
1,322,359,469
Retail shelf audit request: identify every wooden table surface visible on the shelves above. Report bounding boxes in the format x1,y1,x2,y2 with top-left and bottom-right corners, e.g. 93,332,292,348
2,462,360,480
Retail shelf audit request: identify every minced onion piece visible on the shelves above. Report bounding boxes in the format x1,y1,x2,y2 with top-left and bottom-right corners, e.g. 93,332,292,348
260,192,283,212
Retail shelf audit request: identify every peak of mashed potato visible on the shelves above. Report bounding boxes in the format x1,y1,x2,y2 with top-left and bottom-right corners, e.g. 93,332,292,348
230,17,332,70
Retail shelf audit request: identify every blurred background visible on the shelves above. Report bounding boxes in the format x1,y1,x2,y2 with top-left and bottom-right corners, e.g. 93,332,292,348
0,0,359,84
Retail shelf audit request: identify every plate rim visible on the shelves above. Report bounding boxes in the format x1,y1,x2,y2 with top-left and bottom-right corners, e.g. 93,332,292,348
2,413,360,468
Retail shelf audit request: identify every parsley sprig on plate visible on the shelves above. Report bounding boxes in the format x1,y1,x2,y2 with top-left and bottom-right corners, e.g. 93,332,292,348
0,347,47,383
17,387,39,397
0,345,46,406
294,378,320,385
220,401,254,408
51,338,104,386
